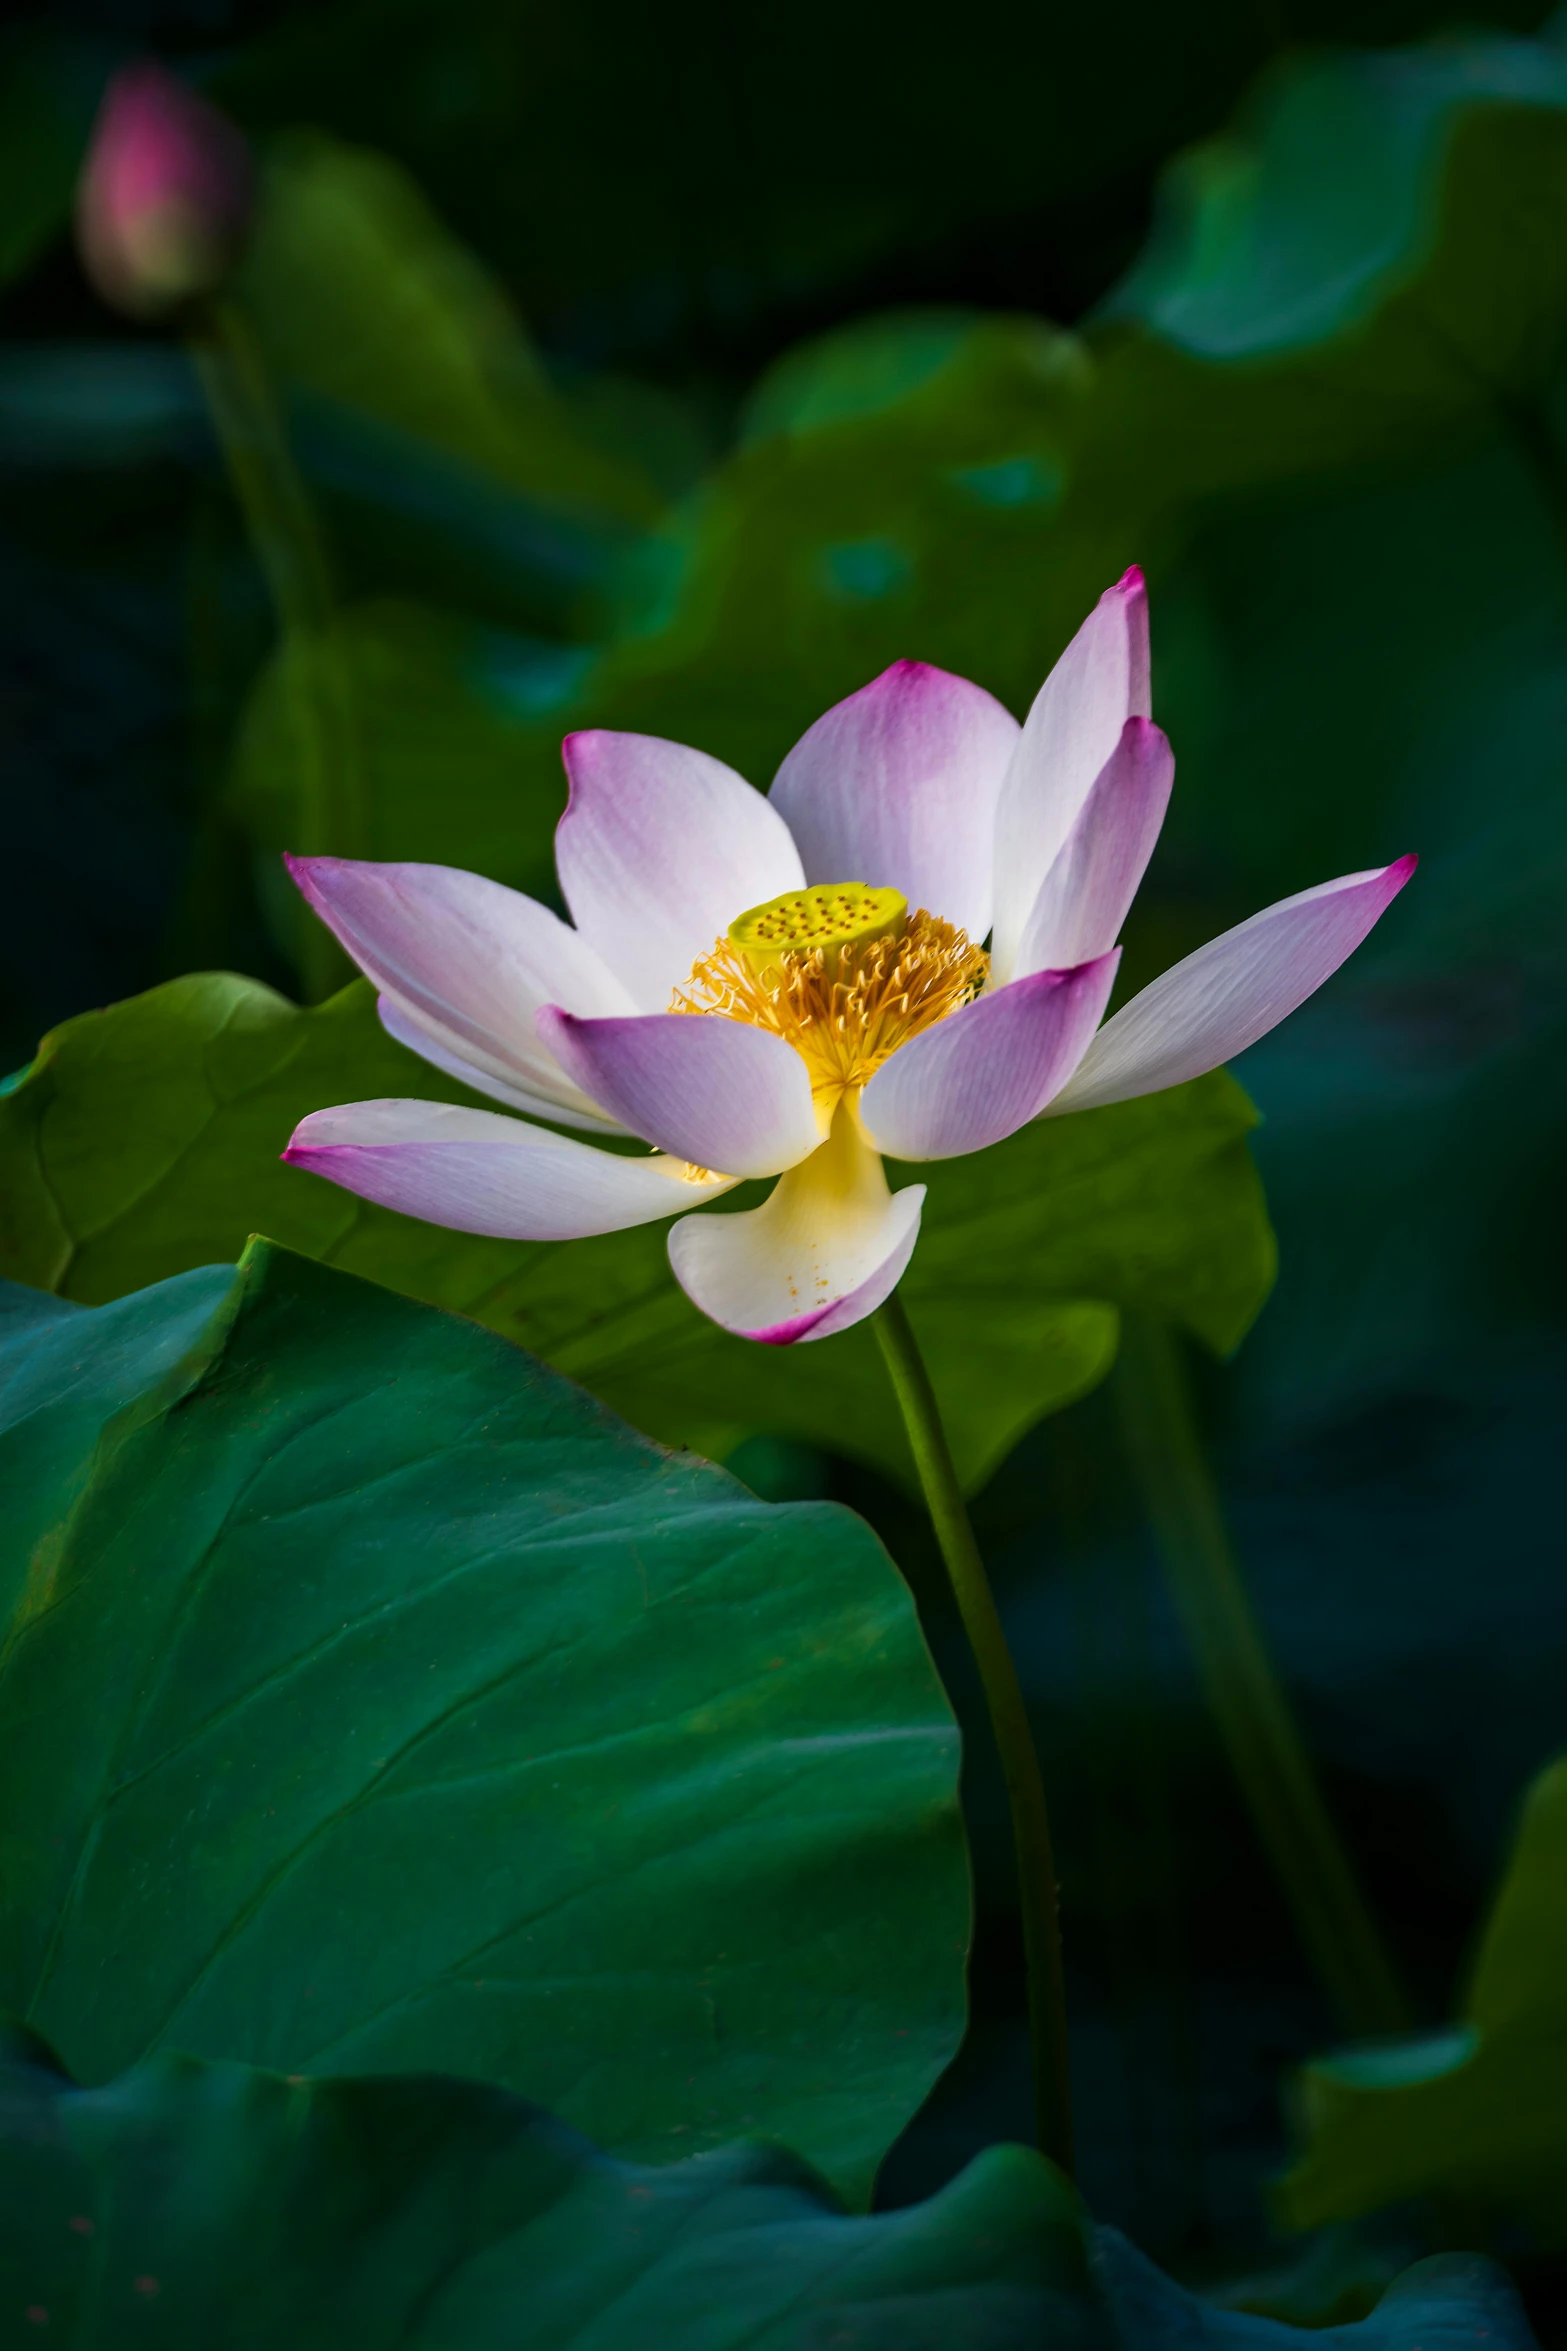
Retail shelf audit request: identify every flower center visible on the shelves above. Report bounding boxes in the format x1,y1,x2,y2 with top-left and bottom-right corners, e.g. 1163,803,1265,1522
672,881,988,1113
728,882,908,975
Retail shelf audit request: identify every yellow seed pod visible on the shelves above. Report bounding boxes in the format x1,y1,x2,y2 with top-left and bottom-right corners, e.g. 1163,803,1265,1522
728,883,907,976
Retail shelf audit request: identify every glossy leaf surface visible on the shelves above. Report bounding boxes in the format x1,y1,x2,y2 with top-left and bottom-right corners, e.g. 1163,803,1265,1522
0,1244,967,2204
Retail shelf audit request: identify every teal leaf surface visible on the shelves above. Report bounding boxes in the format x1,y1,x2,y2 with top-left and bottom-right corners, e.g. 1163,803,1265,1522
0,1244,968,2205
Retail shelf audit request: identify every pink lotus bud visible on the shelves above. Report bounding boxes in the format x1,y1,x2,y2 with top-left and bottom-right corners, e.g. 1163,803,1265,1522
76,62,253,318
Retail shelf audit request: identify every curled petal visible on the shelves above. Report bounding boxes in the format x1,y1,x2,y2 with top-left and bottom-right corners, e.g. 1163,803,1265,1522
1049,856,1418,1114
860,953,1119,1161
1012,717,1173,976
990,568,1150,986
288,856,631,1126
769,661,1020,941
669,1110,925,1343
556,732,804,1009
283,1099,736,1240
537,1009,822,1179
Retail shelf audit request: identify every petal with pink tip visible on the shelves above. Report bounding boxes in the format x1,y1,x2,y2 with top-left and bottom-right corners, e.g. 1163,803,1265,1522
556,732,805,1008
860,952,1119,1161
288,856,633,1125
769,661,1020,940
668,1112,925,1344
538,1009,822,1178
283,1099,737,1239
1049,856,1418,1114
376,995,625,1133
1012,718,1174,977
990,569,1150,985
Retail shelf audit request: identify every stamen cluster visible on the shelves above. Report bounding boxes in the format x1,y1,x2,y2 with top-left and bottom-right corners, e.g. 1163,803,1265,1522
672,909,988,1108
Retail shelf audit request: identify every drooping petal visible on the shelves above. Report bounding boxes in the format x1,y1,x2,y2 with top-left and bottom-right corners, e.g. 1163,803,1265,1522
283,1099,737,1239
990,569,1150,985
556,732,805,1009
288,856,632,1126
668,1109,925,1343
1049,856,1418,1114
537,1009,822,1179
376,995,625,1133
860,952,1119,1161
769,661,1020,941
1011,717,1173,977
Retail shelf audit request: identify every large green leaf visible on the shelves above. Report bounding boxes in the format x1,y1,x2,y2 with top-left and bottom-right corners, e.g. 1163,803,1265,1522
2,2023,1538,2351
0,1242,967,2205
0,2025,1089,2349
0,974,1274,1493
1279,1755,1567,2243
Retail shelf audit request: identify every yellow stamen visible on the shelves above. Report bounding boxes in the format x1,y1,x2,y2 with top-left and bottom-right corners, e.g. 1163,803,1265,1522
672,894,987,1117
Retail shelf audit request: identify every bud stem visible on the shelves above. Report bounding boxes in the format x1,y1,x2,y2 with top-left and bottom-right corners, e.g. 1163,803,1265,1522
188,298,366,1003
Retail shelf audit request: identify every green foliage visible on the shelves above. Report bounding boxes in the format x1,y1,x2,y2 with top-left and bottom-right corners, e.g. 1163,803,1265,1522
0,2026,1091,2349
1280,1756,1567,2244
0,974,1274,1493
0,1242,968,2204
213,33,1567,987
1,2022,1539,2351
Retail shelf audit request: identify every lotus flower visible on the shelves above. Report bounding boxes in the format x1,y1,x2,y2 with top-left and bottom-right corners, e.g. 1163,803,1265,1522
76,61,253,319
283,571,1413,1343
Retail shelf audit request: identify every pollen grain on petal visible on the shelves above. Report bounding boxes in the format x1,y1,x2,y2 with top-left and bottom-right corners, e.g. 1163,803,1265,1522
671,906,987,1115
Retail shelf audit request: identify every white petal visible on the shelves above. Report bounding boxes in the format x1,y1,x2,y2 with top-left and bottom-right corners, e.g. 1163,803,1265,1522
668,1108,924,1344
769,661,1020,939
376,996,625,1134
1049,856,1418,1113
990,569,1150,985
1011,717,1173,976
537,1009,822,1178
859,954,1118,1161
288,856,631,1125
284,1098,736,1239
556,731,805,1009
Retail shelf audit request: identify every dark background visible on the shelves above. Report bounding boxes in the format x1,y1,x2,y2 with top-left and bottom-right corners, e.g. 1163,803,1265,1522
5,0,1567,2288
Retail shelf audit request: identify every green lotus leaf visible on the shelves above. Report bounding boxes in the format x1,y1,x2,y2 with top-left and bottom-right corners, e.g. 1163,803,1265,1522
1,2024,1537,2351
0,974,1274,1494
0,1241,968,2205
1279,1755,1567,2244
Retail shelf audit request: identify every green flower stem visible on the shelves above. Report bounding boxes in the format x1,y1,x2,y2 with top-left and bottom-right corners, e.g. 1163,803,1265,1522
873,1289,1074,2176
1114,1312,1413,2040
187,296,364,1003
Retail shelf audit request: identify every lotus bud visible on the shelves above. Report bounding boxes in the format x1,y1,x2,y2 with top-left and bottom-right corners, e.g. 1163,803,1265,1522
76,61,253,319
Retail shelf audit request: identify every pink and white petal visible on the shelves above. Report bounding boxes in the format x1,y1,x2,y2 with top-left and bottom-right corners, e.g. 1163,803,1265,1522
768,661,1020,941
283,1098,736,1240
537,1009,822,1178
990,569,1151,985
668,1113,925,1343
1048,855,1418,1114
556,732,805,1008
287,856,633,1120
1011,718,1174,977
860,952,1119,1161
376,994,627,1134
